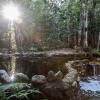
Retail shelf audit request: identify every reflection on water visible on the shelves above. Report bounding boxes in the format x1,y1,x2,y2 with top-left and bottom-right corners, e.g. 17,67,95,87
0,56,71,77
10,55,16,77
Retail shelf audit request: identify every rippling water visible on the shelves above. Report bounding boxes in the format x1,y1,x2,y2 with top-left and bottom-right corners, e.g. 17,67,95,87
80,76,100,100
80,77,100,91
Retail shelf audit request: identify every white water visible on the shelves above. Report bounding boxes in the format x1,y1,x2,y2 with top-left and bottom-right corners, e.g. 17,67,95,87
80,64,100,92
80,79,100,91
93,64,96,77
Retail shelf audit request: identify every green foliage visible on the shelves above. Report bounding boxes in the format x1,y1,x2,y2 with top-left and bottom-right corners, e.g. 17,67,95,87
0,83,47,100
93,49,100,55
1,0,100,50
7,89,41,100
0,89,6,100
30,0,80,46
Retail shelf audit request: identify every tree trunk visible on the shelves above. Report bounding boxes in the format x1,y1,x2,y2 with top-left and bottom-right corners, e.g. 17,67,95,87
79,0,83,47
97,32,100,50
84,0,88,48
88,0,96,48
80,0,89,48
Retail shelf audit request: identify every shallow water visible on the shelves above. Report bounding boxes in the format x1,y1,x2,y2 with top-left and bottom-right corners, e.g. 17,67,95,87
0,54,89,77
79,62,100,100
80,77,100,91
80,76,100,100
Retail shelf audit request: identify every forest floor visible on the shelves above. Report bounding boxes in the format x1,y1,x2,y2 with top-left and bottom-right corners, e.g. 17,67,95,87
44,48,83,56
0,48,88,57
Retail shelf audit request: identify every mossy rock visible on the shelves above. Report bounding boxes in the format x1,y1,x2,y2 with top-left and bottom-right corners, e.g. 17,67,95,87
13,73,29,83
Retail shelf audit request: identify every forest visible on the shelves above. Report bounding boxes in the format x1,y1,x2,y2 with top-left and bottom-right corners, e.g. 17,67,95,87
0,0,100,100
0,0,100,51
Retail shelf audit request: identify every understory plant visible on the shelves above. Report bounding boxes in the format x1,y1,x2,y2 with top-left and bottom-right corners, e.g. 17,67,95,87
0,83,47,100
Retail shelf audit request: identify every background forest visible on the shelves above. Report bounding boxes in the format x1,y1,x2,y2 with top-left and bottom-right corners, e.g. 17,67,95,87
0,0,100,52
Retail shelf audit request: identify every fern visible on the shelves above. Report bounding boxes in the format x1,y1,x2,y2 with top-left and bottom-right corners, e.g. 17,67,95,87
7,88,47,100
0,83,48,100
0,89,6,100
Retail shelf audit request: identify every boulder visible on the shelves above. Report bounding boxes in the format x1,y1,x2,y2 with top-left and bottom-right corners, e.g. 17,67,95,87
0,70,11,83
47,70,56,82
62,63,78,84
41,62,79,100
42,83,70,100
32,75,47,85
13,73,29,83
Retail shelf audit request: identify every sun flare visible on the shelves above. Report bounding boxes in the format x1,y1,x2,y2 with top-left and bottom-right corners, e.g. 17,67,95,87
2,3,20,21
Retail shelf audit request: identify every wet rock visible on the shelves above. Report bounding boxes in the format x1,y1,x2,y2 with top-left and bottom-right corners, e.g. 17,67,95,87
47,70,56,82
55,71,63,81
42,83,70,100
41,62,78,100
13,73,29,83
63,63,78,82
62,63,78,84
42,80,78,100
32,75,47,85
0,70,11,83
72,81,77,87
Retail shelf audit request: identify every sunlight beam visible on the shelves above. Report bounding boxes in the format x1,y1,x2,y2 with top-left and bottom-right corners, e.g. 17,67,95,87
2,3,20,21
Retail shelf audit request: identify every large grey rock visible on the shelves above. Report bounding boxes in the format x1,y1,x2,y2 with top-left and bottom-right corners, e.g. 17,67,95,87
13,73,29,83
62,63,78,84
47,70,56,82
32,75,47,85
0,70,11,83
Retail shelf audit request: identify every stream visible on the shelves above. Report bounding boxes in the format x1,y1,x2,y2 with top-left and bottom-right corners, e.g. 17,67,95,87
0,53,100,100
80,64,100,100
